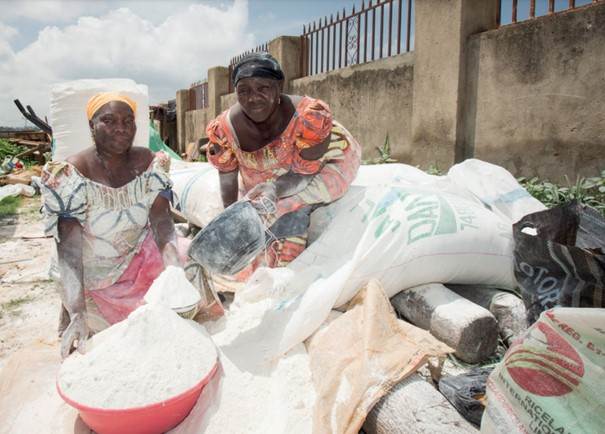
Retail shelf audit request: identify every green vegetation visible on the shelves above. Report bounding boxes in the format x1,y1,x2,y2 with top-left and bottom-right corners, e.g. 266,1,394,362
408,161,605,216
0,138,24,160
362,134,398,165
425,164,443,176
359,135,604,214
518,171,605,216
0,196,22,217
0,138,37,166
0,294,34,318
1,294,34,310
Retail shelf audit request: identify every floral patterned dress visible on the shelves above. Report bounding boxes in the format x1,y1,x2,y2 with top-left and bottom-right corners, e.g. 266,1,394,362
206,96,361,267
41,152,186,328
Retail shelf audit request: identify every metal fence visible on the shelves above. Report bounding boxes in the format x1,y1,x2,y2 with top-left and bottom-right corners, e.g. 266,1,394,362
189,81,208,110
301,0,414,77
228,42,269,93
498,0,602,26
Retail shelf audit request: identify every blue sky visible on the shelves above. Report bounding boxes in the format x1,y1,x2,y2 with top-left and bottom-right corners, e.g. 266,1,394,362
0,0,595,126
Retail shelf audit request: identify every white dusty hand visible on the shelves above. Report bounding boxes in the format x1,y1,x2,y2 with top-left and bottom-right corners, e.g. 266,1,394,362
245,182,278,226
61,312,90,359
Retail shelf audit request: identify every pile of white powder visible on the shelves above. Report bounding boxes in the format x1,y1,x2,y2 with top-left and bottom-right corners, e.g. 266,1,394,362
58,304,217,409
170,296,316,434
144,266,201,309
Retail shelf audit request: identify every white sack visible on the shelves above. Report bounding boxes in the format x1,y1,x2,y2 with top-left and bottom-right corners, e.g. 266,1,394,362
0,184,36,201
447,158,546,224
50,79,149,161
167,160,542,357
170,161,223,228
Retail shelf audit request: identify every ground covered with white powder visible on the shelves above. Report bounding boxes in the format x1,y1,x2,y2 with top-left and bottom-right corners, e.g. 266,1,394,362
58,304,217,409
144,265,201,309
171,294,316,434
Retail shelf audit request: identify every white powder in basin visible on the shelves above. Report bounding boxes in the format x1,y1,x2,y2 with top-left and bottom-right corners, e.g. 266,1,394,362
144,265,201,309
58,304,217,409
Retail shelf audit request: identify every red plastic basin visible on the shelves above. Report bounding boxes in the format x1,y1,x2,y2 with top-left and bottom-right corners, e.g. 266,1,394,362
57,362,218,434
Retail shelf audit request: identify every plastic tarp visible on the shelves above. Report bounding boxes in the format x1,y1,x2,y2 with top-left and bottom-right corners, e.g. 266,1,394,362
149,121,181,160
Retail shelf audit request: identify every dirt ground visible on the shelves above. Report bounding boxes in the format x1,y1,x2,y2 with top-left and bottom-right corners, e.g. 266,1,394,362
0,196,60,370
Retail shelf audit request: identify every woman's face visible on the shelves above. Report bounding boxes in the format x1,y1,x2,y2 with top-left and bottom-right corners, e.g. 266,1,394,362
236,77,280,123
89,101,136,155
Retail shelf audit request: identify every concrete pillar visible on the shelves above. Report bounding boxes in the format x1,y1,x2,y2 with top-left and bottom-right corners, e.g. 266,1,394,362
410,0,499,168
207,66,230,119
391,284,499,364
176,89,190,154
268,36,303,92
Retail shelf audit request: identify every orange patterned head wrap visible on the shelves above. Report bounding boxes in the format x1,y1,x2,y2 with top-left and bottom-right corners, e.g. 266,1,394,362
86,92,137,120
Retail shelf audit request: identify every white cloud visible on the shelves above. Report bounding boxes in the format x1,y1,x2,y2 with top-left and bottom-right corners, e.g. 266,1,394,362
0,22,17,60
0,0,253,126
3,0,96,23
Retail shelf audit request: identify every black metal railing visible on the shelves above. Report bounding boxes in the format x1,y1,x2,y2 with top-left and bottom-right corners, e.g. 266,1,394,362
301,0,414,77
498,0,602,26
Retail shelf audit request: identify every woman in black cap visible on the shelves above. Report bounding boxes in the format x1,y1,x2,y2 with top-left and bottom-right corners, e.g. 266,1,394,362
206,52,361,271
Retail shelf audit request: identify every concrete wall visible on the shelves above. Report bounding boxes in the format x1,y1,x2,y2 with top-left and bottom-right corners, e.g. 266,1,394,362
466,4,605,180
185,108,210,145
175,89,189,154
290,53,415,162
268,36,303,92
220,92,238,114
179,1,604,180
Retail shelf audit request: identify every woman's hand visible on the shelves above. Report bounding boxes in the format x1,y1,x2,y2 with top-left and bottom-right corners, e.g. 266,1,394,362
57,218,88,359
150,194,184,268
61,312,90,359
245,182,278,226
245,181,278,203
161,241,183,268
274,171,314,198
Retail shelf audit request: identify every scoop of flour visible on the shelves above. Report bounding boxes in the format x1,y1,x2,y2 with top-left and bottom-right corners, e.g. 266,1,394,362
58,304,217,409
144,265,201,309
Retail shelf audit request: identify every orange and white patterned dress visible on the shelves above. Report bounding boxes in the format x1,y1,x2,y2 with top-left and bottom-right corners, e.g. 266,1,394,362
206,96,361,267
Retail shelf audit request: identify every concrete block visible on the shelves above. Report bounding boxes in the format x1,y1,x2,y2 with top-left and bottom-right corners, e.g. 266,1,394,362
363,374,478,434
207,66,230,119
446,284,528,345
268,36,303,92
175,89,190,154
411,0,499,166
391,283,498,363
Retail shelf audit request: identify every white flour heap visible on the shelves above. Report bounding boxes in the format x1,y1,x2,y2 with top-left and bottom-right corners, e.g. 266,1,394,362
144,265,201,309
58,304,217,409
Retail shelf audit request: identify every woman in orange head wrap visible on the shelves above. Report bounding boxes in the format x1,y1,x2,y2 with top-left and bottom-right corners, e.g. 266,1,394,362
40,92,188,358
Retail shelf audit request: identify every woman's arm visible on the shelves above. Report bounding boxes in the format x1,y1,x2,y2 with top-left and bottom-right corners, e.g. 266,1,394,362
56,218,89,358
219,169,239,208
274,135,331,198
149,194,181,268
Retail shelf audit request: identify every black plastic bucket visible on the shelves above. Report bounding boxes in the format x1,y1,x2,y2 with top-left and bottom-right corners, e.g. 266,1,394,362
188,201,266,275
